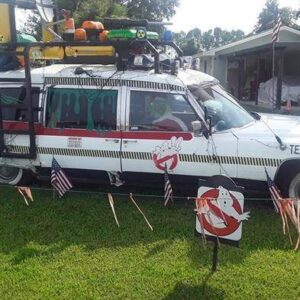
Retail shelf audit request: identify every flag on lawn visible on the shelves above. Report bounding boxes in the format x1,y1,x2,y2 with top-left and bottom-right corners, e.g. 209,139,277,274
164,164,173,206
265,168,300,250
16,186,34,206
272,13,282,43
51,157,73,197
265,168,281,212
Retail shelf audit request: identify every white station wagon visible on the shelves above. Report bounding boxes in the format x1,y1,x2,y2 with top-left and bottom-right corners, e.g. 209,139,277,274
0,64,300,198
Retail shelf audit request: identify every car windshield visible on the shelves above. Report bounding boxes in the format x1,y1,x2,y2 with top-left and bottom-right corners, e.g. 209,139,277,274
188,84,254,131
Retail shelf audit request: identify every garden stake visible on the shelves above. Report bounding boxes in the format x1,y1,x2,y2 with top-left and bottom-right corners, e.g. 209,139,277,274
108,193,120,227
129,193,153,231
212,239,219,272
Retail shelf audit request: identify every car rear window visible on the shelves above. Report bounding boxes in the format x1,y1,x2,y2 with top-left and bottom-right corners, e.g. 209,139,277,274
45,88,118,130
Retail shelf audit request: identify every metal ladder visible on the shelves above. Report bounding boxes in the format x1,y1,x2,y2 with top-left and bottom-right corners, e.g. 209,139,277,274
0,46,37,159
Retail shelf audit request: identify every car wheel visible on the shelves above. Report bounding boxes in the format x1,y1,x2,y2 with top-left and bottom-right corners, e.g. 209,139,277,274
0,166,31,185
288,173,300,200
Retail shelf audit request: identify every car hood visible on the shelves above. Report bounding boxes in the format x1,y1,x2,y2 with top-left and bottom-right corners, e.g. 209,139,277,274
234,113,300,142
260,113,300,137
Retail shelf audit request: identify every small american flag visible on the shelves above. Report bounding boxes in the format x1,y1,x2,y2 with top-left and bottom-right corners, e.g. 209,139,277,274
164,164,173,206
265,168,281,212
51,157,73,197
272,13,282,43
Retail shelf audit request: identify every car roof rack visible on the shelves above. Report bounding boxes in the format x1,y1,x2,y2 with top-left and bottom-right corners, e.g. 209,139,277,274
0,0,183,74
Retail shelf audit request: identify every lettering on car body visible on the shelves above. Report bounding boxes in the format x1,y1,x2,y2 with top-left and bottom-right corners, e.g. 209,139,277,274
290,145,300,155
67,137,82,148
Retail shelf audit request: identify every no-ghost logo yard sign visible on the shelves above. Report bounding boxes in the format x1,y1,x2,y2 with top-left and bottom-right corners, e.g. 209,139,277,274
195,175,250,246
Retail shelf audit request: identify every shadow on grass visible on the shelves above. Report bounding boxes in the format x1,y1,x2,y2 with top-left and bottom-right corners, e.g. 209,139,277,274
0,187,294,267
145,240,176,258
163,274,225,300
11,244,65,265
187,201,296,270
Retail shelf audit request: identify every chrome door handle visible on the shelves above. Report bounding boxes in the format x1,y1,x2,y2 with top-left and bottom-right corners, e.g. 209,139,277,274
123,140,138,144
105,139,120,143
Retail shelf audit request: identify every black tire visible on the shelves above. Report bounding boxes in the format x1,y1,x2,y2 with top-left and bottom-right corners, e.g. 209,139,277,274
0,166,33,186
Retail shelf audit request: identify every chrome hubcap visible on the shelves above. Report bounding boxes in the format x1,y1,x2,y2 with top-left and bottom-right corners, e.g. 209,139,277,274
0,166,19,181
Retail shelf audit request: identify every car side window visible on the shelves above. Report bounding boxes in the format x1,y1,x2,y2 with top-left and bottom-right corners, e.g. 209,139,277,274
46,88,118,130
0,87,40,121
129,91,197,132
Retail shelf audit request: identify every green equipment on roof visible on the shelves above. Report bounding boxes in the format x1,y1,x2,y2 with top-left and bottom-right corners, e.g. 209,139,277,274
108,29,159,41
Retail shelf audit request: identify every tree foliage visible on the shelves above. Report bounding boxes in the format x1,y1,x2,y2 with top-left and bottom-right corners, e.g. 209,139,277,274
18,12,42,38
174,27,245,55
254,0,299,33
20,0,179,38
125,0,179,21
174,0,299,56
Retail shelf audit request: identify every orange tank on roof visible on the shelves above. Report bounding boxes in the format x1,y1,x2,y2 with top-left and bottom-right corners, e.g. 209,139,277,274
99,30,109,42
82,21,104,31
74,28,87,41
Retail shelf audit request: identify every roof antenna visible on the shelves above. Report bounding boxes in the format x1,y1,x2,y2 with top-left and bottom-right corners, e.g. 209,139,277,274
257,114,287,151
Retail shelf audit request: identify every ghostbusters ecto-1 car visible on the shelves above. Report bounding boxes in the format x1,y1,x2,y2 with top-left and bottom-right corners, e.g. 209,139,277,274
0,64,300,198
0,1,300,198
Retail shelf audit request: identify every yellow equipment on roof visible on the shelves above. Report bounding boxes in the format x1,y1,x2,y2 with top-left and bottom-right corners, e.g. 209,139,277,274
65,46,115,57
0,4,11,43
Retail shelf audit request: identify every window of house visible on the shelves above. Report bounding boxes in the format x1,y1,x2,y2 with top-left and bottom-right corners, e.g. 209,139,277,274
129,91,197,132
45,88,118,130
0,87,40,121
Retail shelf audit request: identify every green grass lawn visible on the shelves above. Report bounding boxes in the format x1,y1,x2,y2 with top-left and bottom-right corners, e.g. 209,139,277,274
0,187,299,300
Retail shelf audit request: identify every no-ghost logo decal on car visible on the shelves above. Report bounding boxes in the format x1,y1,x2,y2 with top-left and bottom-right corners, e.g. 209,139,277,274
152,137,182,171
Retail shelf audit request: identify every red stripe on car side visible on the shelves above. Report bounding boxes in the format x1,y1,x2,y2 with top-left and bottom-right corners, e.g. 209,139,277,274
121,131,192,141
3,121,193,140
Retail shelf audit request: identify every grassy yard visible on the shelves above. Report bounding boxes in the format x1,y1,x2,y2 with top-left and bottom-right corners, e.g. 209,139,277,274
0,187,299,300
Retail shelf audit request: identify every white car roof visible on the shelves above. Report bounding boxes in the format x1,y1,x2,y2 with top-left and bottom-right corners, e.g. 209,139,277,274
0,64,218,90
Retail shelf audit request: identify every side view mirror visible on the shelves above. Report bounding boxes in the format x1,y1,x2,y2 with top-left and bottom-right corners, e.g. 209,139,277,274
191,121,203,137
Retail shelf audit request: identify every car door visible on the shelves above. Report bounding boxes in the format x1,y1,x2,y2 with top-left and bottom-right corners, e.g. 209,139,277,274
38,86,122,176
121,87,238,186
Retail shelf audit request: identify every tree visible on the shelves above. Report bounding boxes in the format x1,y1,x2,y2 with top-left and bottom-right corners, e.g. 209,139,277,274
125,0,179,21
174,29,202,56
201,29,214,51
254,0,299,33
186,28,202,41
202,28,245,51
180,38,200,56
18,12,42,39
20,0,179,38
72,0,126,25
173,27,245,55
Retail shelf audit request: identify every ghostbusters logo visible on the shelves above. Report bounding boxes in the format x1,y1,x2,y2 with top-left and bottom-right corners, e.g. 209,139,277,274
152,137,182,171
197,186,250,237
196,175,250,244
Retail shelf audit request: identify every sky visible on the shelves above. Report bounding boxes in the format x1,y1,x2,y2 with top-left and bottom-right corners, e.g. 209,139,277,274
169,0,300,34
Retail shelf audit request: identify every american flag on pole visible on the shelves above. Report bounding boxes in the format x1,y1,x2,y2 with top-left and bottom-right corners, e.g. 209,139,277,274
51,157,73,197
272,13,282,43
265,168,281,212
164,164,173,206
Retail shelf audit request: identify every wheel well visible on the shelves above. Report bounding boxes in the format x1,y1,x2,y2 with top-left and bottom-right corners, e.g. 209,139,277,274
275,159,300,197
